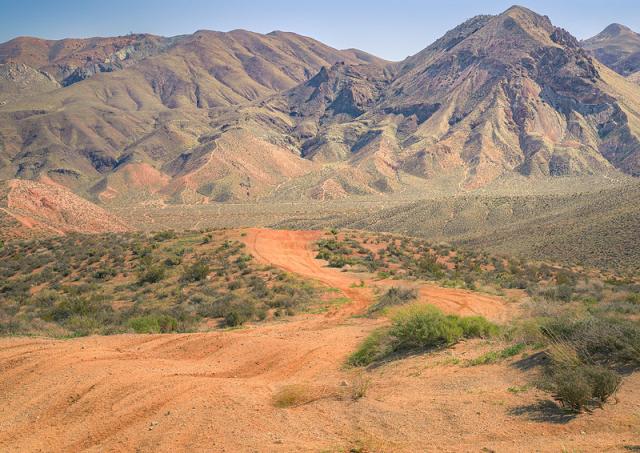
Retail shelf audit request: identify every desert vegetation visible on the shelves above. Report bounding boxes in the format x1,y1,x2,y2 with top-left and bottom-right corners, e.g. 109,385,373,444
348,304,498,366
0,230,324,337
333,229,640,413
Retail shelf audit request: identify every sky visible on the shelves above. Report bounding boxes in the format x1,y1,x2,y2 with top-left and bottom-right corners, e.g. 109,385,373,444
1,0,639,61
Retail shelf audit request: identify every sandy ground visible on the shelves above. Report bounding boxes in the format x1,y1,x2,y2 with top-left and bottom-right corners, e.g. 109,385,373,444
0,229,638,452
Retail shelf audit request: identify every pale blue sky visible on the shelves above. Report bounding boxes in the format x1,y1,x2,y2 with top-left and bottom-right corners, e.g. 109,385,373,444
1,0,639,61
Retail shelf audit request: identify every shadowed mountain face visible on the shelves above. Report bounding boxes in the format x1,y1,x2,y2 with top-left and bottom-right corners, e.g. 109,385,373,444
1,6,640,203
583,24,640,78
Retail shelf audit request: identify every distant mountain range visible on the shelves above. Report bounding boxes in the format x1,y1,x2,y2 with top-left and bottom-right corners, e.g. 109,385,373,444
1,5,640,205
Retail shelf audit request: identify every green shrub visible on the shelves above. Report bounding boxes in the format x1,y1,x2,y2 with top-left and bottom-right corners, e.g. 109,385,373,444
48,295,109,321
65,315,101,337
152,230,176,242
458,316,500,338
389,305,464,351
138,265,165,284
347,329,391,366
541,315,640,368
223,300,257,327
467,343,526,366
32,290,59,308
128,314,179,333
349,304,498,366
415,255,445,279
182,261,210,282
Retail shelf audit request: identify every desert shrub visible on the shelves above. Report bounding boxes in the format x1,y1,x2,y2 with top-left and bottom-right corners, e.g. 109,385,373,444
349,305,498,366
224,300,258,327
152,230,176,242
389,305,464,351
65,315,101,337
128,314,179,333
540,315,640,368
368,287,418,313
328,256,351,268
543,361,621,412
164,255,182,267
93,267,117,280
273,384,319,408
467,343,526,366
47,295,111,322
138,265,165,284
181,260,210,282
32,290,60,308
227,280,242,290
347,329,391,367
626,293,640,304
540,284,574,302
457,316,500,338
414,255,445,279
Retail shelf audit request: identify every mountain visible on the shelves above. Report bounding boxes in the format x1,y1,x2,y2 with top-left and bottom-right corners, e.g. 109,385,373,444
0,30,385,200
583,24,640,78
240,6,640,193
1,6,640,203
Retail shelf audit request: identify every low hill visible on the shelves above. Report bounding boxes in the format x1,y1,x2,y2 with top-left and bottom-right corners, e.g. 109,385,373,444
0,179,129,239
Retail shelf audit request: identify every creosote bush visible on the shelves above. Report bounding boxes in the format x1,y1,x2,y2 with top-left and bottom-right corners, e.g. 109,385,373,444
541,348,621,412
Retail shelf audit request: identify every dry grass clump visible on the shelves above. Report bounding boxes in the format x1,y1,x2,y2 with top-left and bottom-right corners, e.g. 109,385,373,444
273,374,371,408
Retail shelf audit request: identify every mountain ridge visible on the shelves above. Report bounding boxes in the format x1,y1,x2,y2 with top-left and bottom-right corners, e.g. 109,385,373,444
1,6,640,204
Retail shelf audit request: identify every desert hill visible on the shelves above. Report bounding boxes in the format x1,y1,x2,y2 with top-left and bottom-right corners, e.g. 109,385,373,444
0,178,129,239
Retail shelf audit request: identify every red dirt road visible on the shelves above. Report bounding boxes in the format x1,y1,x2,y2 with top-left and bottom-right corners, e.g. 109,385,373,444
243,228,512,321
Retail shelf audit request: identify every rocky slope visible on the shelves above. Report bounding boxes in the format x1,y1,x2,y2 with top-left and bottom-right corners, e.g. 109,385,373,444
1,6,640,203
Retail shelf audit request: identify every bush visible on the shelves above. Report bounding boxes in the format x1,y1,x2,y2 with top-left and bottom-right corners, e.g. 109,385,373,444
272,384,318,408
466,343,526,366
369,287,418,313
65,315,101,337
457,316,500,338
138,265,165,284
348,304,498,366
223,300,257,327
182,261,210,282
389,305,464,351
545,362,621,412
347,329,391,367
540,315,640,368
128,314,179,333
415,255,445,279
47,295,109,322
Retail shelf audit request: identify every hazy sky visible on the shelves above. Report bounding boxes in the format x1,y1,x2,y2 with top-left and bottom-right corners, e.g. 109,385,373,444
1,0,639,61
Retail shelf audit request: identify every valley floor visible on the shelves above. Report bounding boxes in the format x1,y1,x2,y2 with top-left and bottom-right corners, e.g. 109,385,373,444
0,229,638,452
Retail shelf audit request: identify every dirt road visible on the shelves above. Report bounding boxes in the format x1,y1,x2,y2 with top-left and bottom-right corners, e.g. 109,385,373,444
244,228,512,321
